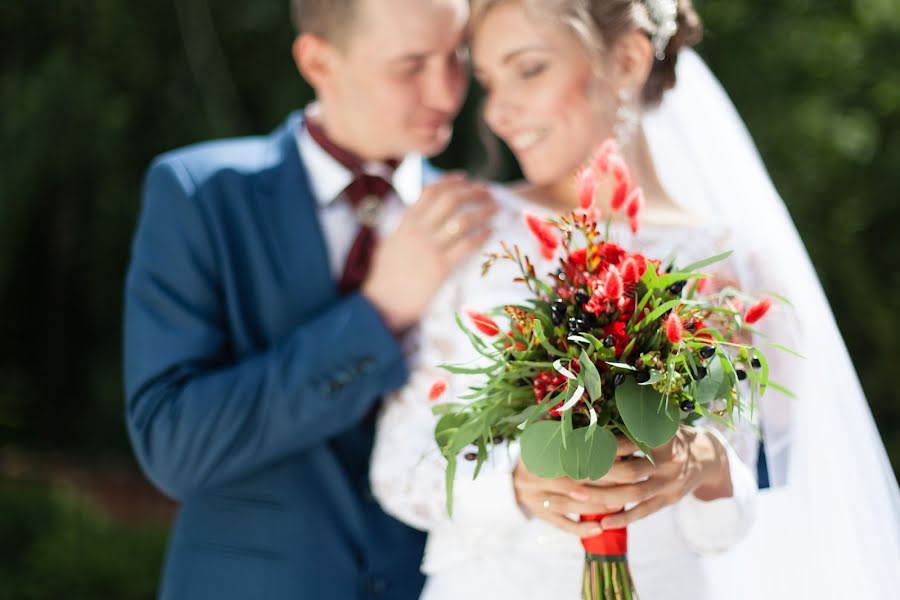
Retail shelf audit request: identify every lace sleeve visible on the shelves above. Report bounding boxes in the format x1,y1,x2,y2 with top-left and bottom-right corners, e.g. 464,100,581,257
370,221,531,533
673,231,763,554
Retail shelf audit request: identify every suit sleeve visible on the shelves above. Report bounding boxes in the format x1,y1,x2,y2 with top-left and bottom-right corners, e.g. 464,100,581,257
124,158,408,500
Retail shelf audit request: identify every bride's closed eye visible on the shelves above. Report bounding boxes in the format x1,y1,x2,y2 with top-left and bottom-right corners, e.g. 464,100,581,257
518,61,547,80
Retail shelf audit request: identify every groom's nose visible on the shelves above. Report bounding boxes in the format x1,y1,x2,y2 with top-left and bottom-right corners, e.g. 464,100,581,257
421,54,468,114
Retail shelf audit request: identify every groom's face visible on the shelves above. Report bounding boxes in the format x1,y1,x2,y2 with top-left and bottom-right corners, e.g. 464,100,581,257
317,0,470,161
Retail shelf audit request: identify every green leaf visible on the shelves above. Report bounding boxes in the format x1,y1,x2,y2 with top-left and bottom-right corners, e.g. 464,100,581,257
638,370,663,386
636,299,683,329
532,319,566,358
694,357,727,404
764,343,806,359
435,413,467,456
616,424,655,464
615,378,679,448
439,363,499,375
680,251,734,273
579,350,603,401
520,420,566,478
559,426,617,480
444,456,457,517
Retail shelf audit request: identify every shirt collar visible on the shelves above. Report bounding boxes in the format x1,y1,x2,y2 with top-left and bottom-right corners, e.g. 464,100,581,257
296,106,423,208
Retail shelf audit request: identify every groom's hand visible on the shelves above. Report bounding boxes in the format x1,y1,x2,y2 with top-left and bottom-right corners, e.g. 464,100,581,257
363,174,496,332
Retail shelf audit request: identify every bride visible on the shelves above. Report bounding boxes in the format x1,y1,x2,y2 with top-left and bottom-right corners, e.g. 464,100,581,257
371,1,900,599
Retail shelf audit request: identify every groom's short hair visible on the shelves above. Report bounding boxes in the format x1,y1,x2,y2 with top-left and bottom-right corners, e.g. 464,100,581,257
290,0,360,45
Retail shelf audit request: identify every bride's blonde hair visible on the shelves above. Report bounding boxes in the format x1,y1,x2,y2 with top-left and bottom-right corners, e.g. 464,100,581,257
469,0,703,106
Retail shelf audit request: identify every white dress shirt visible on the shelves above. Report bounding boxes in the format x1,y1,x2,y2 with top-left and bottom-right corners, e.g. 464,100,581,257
295,108,424,278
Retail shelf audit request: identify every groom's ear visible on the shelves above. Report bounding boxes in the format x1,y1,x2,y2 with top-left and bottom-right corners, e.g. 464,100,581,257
610,31,654,94
292,34,340,94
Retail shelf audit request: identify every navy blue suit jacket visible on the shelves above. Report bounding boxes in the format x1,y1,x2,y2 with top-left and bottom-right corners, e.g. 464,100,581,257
124,112,428,599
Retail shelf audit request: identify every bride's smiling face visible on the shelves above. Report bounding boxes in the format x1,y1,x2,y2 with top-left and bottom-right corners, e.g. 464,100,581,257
471,2,612,185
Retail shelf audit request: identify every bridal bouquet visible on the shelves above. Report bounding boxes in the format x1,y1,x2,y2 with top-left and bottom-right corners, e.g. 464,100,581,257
432,142,780,600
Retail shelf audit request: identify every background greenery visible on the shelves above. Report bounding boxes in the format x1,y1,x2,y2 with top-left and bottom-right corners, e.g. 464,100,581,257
2,1,898,597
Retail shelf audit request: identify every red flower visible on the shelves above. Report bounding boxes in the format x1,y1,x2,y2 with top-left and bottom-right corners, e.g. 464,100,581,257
744,298,773,324
525,213,559,252
611,181,630,212
696,277,709,294
584,294,605,317
666,312,684,344
428,379,448,401
568,248,587,271
609,155,633,211
629,216,640,234
539,243,556,260
577,168,597,209
466,309,500,336
532,370,571,417
621,256,644,285
599,243,626,265
604,266,624,301
593,139,619,174
626,187,644,219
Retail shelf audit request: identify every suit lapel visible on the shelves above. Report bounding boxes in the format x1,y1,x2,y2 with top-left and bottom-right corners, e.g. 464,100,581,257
255,112,339,319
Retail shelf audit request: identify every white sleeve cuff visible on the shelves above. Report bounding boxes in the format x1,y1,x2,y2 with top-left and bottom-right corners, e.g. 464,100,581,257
674,428,758,554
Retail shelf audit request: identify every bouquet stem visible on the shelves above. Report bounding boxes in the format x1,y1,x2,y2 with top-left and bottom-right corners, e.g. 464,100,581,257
580,514,638,600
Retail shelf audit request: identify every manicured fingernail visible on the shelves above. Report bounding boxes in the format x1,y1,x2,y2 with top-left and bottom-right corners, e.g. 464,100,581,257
586,527,603,537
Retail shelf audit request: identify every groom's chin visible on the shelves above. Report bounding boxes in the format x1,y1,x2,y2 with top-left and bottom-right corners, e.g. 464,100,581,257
412,124,454,157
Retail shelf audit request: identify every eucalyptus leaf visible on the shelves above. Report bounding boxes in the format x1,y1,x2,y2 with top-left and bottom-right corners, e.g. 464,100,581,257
560,426,617,480
615,378,679,448
695,357,727,404
520,420,566,478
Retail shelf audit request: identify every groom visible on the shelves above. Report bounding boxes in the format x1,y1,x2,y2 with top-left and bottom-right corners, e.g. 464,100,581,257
123,1,489,598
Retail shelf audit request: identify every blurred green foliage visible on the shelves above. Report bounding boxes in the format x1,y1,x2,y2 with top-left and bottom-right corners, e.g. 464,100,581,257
0,0,898,595
0,482,167,600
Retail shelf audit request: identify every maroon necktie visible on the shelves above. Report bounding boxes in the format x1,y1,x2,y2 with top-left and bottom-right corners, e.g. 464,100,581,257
306,119,400,295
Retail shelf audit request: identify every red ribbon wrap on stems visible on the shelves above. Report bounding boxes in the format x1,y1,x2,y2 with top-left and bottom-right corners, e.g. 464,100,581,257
579,513,637,598
580,513,628,556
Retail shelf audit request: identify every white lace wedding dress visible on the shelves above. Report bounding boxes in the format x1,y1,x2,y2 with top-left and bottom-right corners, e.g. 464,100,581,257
371,186,760,600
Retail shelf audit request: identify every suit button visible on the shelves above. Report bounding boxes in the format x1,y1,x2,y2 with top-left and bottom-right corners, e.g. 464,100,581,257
367,576,389,596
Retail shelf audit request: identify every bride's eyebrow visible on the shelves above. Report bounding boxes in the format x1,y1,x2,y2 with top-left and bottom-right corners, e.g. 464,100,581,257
502,45,548,64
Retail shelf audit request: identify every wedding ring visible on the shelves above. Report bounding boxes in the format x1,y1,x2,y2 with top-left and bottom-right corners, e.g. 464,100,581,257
444,220,461,236
543,497,552,511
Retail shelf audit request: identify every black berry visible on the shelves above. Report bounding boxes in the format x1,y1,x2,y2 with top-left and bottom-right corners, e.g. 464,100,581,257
736,369,747,381
464,452,478,461
680,400,696,412
574,291,589,306
635,371,651,384
551,309,565,326
751,357,762,369
685,321,697,332
699,346,716,360
668,280,687,295
568,317,588,333
493,435,504,445
603,335,617,348
695,366,708,380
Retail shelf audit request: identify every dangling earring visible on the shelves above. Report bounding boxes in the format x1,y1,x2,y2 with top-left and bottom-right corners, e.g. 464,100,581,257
613,88,639,149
